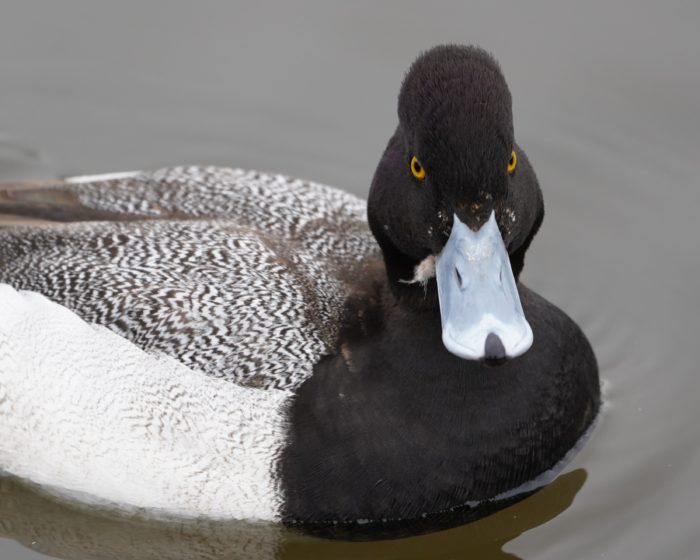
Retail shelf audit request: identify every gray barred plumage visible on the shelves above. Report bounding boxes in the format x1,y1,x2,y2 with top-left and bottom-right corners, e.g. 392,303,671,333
0,166,378,390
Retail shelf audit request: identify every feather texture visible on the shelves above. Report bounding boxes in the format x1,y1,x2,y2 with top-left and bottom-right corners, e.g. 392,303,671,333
0,166,378,519
0,166,378,390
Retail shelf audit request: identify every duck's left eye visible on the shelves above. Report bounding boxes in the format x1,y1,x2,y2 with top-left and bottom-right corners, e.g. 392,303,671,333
507,150,517,174
410,156,426,180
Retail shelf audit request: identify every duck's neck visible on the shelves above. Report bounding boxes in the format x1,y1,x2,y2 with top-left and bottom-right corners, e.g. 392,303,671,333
280,265,597,535
280,260,511,527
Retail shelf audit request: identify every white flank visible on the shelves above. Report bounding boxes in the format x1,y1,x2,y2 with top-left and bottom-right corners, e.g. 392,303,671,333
65,170,142,184
0,284,288,521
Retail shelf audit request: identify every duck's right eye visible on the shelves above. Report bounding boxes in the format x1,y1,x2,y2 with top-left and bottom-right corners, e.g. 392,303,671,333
507,150,517,174
410,156,426,180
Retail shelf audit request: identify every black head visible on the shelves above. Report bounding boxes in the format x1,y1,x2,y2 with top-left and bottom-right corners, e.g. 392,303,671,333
368,45,544,298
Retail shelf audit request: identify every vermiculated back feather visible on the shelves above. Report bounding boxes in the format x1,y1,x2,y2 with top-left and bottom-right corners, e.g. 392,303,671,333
0,166,378,390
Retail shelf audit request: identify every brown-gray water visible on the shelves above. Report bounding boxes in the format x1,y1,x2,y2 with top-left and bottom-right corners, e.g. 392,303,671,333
1,1,699,558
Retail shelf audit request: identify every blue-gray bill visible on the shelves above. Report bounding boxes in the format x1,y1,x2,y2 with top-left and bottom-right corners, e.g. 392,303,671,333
436,212,533,361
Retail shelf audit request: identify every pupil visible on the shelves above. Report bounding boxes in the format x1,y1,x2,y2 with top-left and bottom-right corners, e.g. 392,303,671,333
414,161,421,171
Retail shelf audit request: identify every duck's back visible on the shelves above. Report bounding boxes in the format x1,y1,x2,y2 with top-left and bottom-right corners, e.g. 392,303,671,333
0,166,378,390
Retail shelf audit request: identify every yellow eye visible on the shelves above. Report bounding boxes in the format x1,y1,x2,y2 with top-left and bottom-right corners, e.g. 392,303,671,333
507,150,517,174
410,156,426,180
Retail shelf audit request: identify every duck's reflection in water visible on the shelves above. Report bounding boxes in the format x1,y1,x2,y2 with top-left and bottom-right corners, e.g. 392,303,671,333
0,469,586,560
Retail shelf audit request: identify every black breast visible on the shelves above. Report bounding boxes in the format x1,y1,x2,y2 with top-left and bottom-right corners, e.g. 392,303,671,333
278,286,600,539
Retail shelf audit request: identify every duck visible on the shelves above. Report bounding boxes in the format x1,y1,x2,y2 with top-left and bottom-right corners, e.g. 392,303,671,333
0,45,600,540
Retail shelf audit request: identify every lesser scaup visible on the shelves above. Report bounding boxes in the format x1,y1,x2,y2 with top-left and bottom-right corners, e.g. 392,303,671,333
0,44,599,539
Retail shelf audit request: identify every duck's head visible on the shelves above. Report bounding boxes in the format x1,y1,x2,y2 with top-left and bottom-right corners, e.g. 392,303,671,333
368,45,544,362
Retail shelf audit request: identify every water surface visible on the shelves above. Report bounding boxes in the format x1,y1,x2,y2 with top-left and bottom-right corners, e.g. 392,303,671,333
1,1,699,559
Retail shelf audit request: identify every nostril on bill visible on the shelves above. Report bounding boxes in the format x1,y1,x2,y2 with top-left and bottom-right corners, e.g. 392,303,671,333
484,332,506,363
454,267,463,288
